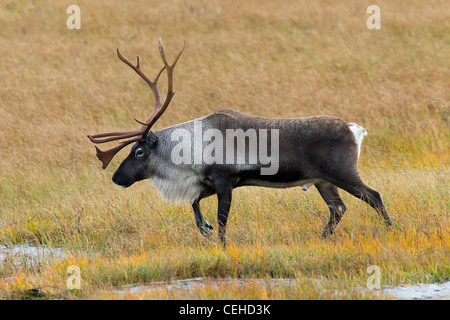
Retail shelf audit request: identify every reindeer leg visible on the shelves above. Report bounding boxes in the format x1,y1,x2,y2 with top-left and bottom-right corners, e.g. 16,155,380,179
192,200,213,236
343,183,393,227
316,182,347,238
325,172,393,229
216,187,233,247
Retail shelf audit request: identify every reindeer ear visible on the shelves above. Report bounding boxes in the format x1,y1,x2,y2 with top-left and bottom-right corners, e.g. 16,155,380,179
147,132,158,146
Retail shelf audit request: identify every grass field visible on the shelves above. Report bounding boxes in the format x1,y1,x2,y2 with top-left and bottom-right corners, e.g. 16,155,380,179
0,0,448,299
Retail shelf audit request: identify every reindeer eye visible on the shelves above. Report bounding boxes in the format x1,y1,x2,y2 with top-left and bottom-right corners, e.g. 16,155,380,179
135,148,144,158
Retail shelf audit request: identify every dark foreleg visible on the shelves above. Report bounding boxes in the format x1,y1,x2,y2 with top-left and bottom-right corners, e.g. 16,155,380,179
216,187,233,247
192,200,213,236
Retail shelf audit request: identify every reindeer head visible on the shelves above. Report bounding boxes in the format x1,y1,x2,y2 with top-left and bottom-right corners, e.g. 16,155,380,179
87,37,185,187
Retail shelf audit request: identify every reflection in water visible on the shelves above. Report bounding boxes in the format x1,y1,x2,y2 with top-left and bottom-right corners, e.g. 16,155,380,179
0,245,65,268
115,277,450,300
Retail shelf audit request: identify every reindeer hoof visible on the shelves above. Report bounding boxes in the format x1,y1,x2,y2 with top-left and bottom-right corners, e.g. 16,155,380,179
200,221,213,236
204,221,213,230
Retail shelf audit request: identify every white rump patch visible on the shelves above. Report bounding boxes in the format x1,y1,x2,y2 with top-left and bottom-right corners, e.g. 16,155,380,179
347,123,367,159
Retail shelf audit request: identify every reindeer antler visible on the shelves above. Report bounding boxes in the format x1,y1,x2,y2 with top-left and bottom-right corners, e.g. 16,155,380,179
88,37,186,169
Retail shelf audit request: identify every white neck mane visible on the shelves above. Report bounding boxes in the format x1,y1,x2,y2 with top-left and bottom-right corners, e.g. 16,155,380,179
151,169,202,205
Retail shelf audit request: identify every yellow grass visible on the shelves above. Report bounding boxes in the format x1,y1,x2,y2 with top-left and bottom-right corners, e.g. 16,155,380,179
0,0,449,299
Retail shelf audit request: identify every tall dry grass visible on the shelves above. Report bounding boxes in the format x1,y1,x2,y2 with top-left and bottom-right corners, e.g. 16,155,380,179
0,0,448,299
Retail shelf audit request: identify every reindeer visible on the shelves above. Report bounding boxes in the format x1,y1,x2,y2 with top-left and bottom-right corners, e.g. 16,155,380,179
88,38,393,246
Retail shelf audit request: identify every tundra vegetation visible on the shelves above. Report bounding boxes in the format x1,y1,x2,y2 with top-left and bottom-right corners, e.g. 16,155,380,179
0,0,448,299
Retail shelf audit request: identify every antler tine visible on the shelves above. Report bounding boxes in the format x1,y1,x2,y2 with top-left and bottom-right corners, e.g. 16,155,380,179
116,48,164,105
87,50,165,145
87,38,186,169
136,38,186,130
133,38,186,134
159,37,186,93
94,136,141,169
